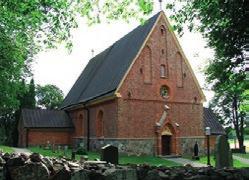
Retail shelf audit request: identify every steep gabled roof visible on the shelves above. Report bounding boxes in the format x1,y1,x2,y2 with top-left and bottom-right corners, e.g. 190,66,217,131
61,12,161,109
21,109,74,128
203,107,225,135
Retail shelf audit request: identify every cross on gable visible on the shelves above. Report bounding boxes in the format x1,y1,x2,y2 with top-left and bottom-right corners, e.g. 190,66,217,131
159,0,163,11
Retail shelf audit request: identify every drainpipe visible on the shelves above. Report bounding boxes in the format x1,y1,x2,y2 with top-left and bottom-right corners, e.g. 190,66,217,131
26,128,29,148
85,107,90,151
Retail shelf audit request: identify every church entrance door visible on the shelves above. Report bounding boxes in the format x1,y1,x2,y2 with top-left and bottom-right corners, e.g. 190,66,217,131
161,135,171,155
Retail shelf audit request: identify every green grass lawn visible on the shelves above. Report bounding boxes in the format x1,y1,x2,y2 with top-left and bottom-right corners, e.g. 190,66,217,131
29,147,179,167
119,154,180,167
233,153,249,159
0,145,14,153
29,146,99,160
188,155,248,168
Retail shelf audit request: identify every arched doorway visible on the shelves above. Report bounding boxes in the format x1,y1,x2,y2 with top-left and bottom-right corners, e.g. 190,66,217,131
161,125,175,155
161,135,171,155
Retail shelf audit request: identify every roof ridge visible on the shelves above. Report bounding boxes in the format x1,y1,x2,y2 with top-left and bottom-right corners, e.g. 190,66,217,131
61,12,161,109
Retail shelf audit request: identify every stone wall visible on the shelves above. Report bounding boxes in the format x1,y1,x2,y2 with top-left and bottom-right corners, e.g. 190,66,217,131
1,152,249,180
73,138,155,155
74,137,209,156
179,137,205,155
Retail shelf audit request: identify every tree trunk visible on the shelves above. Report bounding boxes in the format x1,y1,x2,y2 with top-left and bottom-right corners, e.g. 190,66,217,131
233,96,244,150
239,115,244,150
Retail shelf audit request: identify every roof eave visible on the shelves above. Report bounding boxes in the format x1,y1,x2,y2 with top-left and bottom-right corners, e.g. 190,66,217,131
61,90,117,111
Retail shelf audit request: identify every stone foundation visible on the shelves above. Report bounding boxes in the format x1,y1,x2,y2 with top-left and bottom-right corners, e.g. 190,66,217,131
73,137,207,156
73,138,155,155
178,137,205,156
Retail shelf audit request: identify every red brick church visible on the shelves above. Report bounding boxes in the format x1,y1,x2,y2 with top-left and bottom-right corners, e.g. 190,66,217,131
18,11,225,155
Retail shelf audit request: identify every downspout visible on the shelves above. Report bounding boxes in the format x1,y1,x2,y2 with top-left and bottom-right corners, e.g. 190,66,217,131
84,107,90,151
26,128,29,148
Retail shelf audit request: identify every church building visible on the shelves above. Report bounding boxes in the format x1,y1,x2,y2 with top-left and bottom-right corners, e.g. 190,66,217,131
18,11,225,156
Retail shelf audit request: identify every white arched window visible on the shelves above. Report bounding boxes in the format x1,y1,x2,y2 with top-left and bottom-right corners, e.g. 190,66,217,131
160,64,166,77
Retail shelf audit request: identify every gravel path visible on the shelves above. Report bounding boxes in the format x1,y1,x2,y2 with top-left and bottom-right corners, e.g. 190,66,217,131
164,157,207,167
233,155,249,165
12,148,31,155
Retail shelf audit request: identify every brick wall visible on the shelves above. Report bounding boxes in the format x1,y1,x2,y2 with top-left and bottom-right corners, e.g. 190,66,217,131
27,129,72,146
70,14,206,155
68,109,85,138
69,100,118,138
86,100,118,138
116,14,204,155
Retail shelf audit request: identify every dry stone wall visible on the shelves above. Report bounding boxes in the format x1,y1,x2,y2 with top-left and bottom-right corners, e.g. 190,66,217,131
0,152,248,180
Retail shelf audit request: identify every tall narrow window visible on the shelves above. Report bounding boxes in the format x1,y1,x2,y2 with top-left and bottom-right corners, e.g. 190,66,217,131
160,25,166,36
160,25,168,68
96,110,104,137
160,65,166,78
176,52,183,87
143,46,152,83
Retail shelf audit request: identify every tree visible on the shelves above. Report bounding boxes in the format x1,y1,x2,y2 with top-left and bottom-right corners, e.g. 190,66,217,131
0,31,26,112
0,0,155,114
36,85,64,109
25,79,36,109
0,79,36,145
0,0,79,115
165,0,249,150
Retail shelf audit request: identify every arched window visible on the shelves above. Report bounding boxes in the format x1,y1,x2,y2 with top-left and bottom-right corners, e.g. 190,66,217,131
160,65,166,78
176,52,183,87
96,110,104,137
143,46,152,83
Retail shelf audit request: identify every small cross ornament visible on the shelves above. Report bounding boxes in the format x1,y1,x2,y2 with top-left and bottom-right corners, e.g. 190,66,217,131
159,0,163,11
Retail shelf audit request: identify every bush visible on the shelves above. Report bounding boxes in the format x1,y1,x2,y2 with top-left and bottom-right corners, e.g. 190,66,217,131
76,148,87,155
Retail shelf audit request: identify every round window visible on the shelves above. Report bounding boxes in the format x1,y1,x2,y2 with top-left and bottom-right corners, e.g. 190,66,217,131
160,86,169,98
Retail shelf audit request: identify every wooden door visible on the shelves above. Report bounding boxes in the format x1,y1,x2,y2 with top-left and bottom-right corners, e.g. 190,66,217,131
161,135,171,155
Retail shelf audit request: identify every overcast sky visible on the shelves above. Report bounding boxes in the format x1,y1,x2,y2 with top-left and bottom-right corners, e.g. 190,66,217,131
32,7,214,106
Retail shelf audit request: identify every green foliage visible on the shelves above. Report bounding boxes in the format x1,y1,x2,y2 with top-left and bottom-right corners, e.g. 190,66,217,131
36,84,64,109
0,145,14,153
77,0,154,25
0,31,26,112
0,0,156,115
76,148,87,155
166,0,248,59
0,110,16,145
0,0,78,116
241,90,249,112
26,79,36,108
215,135,233,168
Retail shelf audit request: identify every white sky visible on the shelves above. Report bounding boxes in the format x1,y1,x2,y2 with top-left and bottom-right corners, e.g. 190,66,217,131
32,7,214,106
